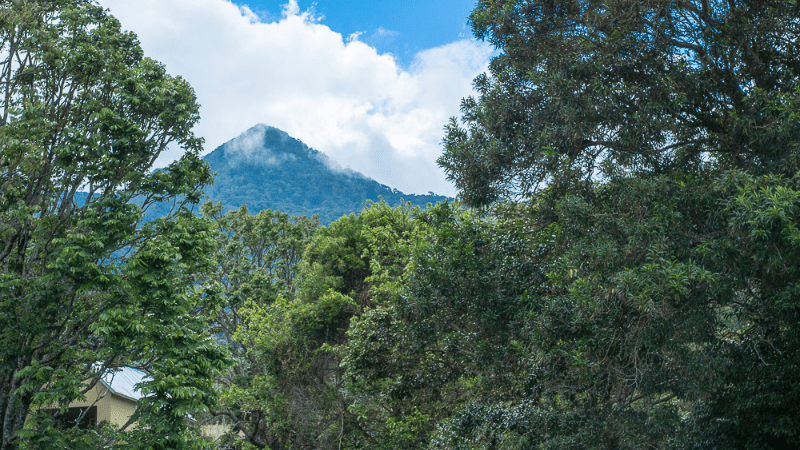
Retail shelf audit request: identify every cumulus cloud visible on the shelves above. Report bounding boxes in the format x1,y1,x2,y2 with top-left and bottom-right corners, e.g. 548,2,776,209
97,0,492,196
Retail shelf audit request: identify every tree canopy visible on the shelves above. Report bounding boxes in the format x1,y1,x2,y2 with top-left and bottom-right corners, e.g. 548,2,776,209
5,0,800,449
0,1,226,448
198,203,318,449
193,2,800,449
441,0,800,206
434,0,800,448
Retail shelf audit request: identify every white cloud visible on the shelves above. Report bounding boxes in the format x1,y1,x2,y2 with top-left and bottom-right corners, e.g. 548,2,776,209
97,0,491,196
281,0,300,17
372,27,398,38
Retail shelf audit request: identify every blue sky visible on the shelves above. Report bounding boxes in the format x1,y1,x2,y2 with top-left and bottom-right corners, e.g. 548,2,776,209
99,0,492,196
234,0,478,67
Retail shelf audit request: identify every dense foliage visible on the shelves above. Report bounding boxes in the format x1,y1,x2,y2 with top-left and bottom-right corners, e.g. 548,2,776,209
198,203,318,449
434,0,800,448
6,0,800,449
440,0,800,206
0,1,226,449
211,1,800,449
206,201,424,449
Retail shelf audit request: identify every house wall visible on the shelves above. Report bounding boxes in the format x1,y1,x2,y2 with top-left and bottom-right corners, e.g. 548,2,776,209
68,383,138,428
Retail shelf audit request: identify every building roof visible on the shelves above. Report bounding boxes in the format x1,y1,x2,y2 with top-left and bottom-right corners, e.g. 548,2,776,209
100,367,149,402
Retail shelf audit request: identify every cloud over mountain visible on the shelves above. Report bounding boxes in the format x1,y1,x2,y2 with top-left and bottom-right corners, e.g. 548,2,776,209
97,0,492,196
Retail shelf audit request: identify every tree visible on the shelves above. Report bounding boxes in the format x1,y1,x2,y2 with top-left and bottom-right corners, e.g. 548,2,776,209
237,201,425,450
441,0,800,207
0,1,226,448
198,203,319,449
342,201,536,450
437,1,800,448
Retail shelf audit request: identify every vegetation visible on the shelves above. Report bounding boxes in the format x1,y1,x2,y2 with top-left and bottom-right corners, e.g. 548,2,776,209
3,0,800,449
437,0,800,448
198,202,318,449
0,1,225,449
206,1,800,449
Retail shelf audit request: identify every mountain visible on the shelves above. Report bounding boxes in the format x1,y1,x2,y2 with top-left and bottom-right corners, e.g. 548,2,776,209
202,124,449,223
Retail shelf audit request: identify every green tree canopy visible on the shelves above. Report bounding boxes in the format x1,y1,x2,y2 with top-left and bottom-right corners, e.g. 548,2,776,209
441,0,800,206
198,203,319,449
434,1,800,449
342,201,536,450
236,201,426,450
0,1,226,448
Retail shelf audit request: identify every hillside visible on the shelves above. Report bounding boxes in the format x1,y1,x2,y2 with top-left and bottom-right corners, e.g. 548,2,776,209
202,124,449,223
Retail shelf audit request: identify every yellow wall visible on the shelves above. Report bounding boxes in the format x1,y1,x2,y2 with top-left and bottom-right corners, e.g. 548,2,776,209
67,382,138,428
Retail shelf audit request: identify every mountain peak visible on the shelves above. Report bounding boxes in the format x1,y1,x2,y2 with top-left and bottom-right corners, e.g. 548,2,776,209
203,126,449,223
240,123,290,142
221,124,293,157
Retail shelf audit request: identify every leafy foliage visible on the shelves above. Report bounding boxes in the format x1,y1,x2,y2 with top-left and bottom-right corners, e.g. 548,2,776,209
432,0,800,449
7,1,800,449
0,1,226,448
199,1,800,448
441,0,800,206
342,202,536,450
198,202,318,449
235,201,427,450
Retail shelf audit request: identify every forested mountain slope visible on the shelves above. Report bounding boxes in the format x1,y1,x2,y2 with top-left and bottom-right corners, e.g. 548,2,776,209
202,124,448,223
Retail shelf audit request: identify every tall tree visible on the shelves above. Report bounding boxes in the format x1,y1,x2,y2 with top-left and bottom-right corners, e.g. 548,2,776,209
441,0,800,206
237,201,424,450
0,1,226,448
198,203,318,449
437,1,800,449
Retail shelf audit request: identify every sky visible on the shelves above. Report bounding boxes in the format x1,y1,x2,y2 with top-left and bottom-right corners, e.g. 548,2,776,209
233,0,478,68
96,0,492,196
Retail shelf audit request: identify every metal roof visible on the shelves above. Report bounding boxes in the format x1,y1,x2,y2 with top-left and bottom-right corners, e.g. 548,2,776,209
100,367,149,401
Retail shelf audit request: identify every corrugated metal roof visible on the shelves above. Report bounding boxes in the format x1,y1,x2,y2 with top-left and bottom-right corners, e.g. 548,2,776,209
100,367,148,401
